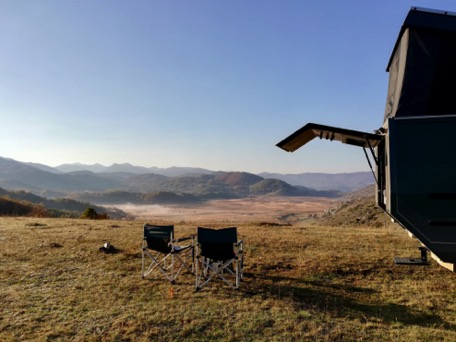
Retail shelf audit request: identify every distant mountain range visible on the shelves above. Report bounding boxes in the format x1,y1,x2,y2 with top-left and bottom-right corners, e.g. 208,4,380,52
0,157,374,204
51,162,214,176
50,162,374,191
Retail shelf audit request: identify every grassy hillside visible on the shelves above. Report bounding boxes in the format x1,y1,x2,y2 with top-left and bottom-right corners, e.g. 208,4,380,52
319,185,393,227
1,217,455,341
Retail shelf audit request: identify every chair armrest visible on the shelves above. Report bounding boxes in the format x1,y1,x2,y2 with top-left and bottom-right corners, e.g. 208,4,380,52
236,240,244,255
173,235,194,243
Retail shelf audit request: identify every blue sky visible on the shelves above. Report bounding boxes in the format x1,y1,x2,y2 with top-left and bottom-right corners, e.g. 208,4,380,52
1,1,456,174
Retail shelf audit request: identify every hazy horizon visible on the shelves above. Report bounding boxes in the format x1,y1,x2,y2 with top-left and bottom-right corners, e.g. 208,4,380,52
24,157,373,175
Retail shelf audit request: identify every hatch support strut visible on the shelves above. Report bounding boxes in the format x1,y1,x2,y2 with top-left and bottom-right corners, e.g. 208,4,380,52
363,136,379,186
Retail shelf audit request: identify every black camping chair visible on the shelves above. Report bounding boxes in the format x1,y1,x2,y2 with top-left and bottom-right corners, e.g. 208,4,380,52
141,224,194,284
195,227,244,291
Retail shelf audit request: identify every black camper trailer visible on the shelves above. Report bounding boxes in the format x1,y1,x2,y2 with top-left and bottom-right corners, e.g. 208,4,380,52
277,7,456,271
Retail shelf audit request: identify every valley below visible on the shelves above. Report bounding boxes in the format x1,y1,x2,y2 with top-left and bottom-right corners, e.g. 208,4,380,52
110,196,337,223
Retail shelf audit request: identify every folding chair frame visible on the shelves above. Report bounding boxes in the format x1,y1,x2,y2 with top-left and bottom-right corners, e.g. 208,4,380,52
195,227,244,291
141,224,194,284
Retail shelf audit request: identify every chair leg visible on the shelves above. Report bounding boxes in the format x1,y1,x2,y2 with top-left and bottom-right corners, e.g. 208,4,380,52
141,248,145,278
171,253,175,282
173,249,194,281
142,250,176,283
236,259,240,288
192,246,195,274
195,256,200,291
196,258,237,290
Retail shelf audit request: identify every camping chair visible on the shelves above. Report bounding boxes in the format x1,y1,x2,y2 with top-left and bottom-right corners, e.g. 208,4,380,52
195,227,244,291
141,224,194,284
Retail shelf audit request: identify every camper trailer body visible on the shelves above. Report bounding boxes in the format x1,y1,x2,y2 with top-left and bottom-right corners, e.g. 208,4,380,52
381,116,456,270
277,8,456,271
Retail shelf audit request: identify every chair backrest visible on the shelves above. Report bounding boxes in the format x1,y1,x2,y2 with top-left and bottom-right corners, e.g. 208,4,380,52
197,227,237,261
144,224,174,254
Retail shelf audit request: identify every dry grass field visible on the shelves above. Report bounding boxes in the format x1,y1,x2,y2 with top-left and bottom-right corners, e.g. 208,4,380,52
1,197,455,341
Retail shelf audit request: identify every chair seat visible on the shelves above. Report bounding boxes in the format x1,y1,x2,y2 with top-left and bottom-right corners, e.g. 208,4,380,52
172,244,192,252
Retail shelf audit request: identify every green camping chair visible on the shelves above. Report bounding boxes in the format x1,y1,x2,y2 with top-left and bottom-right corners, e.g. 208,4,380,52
195,227,244,291
141,224,194,283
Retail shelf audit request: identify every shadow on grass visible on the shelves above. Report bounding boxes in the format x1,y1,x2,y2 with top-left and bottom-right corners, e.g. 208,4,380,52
243,272,455,330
